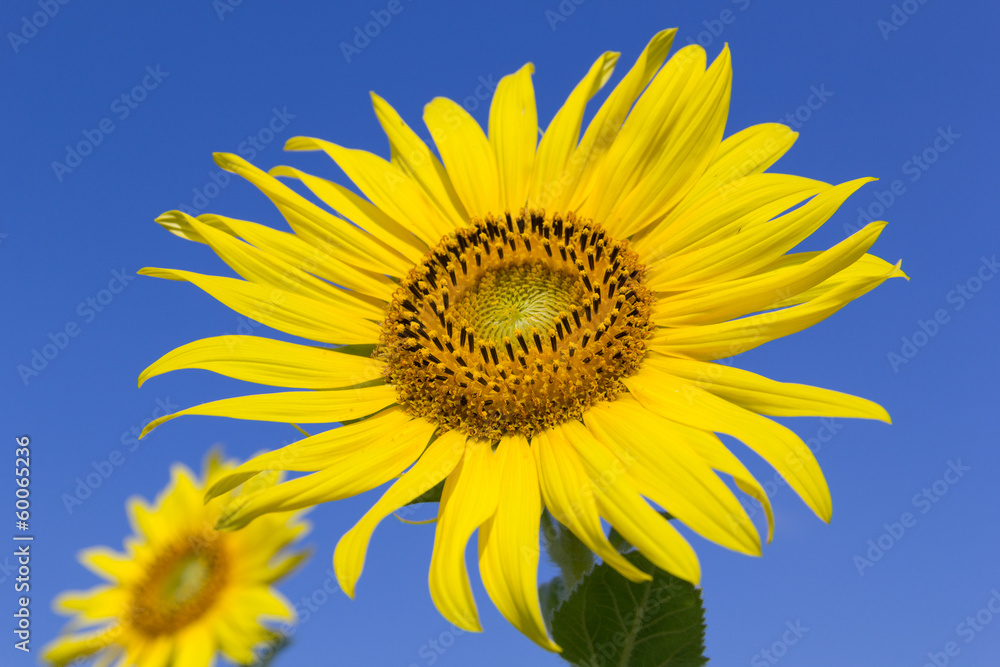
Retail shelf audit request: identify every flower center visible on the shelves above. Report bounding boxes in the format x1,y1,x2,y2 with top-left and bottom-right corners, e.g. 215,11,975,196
455,264,583,346
379,210,654,440
127,530,229,636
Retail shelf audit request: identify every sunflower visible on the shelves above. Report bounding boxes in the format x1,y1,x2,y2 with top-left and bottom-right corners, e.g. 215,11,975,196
137,29,903,651
43,451,310,666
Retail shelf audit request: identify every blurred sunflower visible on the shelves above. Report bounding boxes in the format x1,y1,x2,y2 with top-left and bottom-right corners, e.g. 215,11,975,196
137,29,902,651
43,451,310,666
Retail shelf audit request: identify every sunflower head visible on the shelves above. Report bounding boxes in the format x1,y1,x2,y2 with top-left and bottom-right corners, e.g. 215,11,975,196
137,27,902,653
43,451,310,667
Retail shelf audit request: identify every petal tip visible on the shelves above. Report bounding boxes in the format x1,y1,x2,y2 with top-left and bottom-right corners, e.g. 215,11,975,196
284,136,319,152
212,151,239,169
138,414,170,440
267,165,295,179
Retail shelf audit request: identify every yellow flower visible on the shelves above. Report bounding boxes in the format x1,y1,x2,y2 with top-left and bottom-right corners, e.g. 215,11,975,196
137,29,903,651
43,451,310,666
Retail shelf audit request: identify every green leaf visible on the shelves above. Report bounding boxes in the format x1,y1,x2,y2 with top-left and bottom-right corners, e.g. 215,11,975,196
541,510,596,595
253,633,292,666
539,574,567,630
608,512,672,555
405,478,444,505
548,551,707,667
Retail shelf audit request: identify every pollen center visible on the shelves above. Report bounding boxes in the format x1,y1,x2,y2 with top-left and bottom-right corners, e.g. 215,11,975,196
127,531,229,636
379,211,654,440
456,265,583,346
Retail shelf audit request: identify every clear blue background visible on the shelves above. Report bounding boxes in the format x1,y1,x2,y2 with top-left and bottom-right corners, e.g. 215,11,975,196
2,0,998,665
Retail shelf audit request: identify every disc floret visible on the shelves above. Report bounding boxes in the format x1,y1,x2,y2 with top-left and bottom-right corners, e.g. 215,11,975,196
379,210,654,440
127,530,229,636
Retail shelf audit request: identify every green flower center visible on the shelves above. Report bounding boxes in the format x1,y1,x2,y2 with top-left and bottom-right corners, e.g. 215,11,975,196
161,554,211,605
455,265,583,346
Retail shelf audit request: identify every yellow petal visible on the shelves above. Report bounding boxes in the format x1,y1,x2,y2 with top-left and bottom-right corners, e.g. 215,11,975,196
584,397,760,556
559,421,701,584
626,366,831,521
232,587,295,623
139,385,397,439
78,547,139,583
133,464,203,537
184,209,386,316
127,496,169,544
219,419,434,529
209,407,416,484
43,628,119,667
253,549,310,586
528,51,620,211
531,428,649,582
204,212,396,302
489,64,538,212
153,207,234,243
647,354,891,422
156,210,397,302
672,422,776,544
138,267,380,345
371,92,468,227
580,44,704,226
425,97,501,217
429,437,500,632
768,253,908,308
637,174,827,262
214,616,258,665
655,221,889,325
173,625,217,667
170,461,211,510
231,516,311,577
607,46,732,239
53,587,126,621
213,152,412,276
139,335,384,389
151,233,380,314
335,429,466,597
567,29,677,210
135,636,172,667
285,136,457,243
269,165,428,262
650,259,902,360
690,123,800,198
649,178,873,290
478,434,560,652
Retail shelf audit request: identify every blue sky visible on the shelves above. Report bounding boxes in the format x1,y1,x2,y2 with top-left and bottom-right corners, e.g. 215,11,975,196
2,0,998,665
